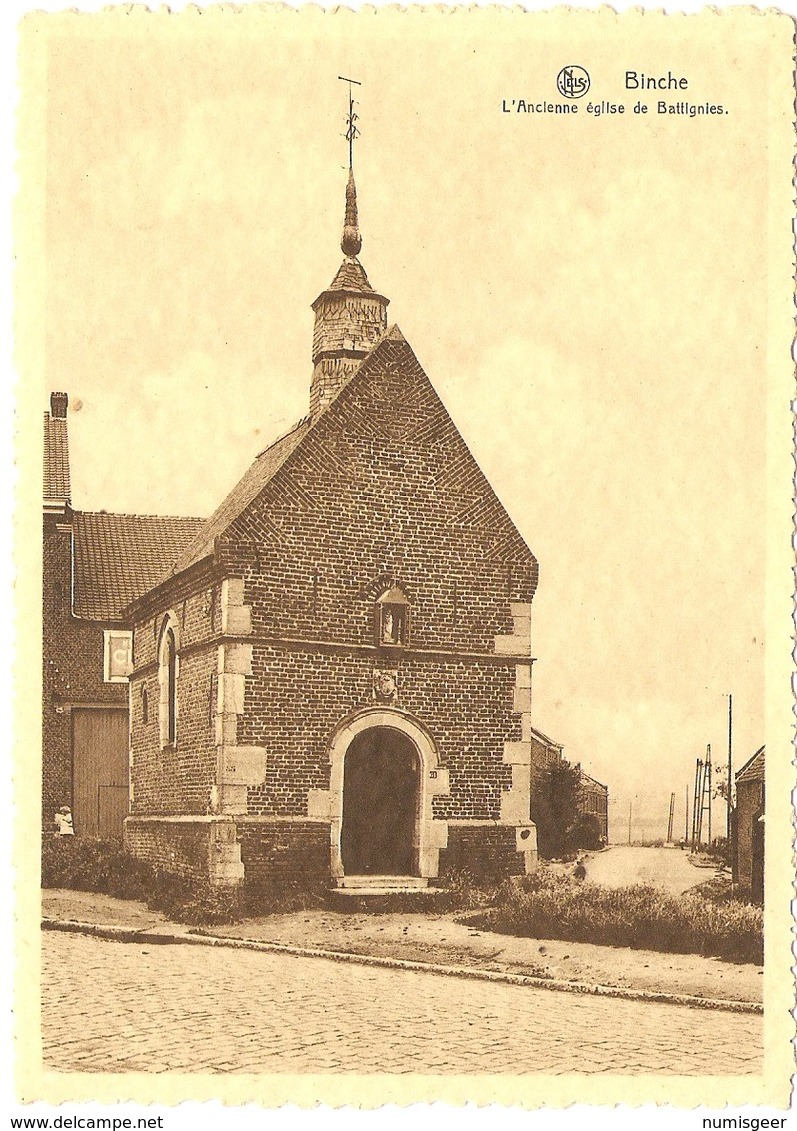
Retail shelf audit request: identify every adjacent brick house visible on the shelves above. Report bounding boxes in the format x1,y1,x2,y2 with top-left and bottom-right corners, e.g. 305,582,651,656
578,770,609,843
122,171,544,891
42,393,202,838
733,745,764,904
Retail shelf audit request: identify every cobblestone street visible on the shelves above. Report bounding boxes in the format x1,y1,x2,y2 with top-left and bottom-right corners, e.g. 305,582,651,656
42,933,763,1075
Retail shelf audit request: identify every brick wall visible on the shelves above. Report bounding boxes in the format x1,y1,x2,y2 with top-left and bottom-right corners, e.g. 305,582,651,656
222,336,537,652
124,816,213,878
125,334,539,883
42,517,126,820
735,777,764,891
237,820,329,890
130,585,220,815
241,649,516,821
438,825,525,881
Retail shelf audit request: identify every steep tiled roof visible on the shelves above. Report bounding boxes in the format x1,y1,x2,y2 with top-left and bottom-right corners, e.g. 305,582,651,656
73,511,204,621
736,745,765,785
43,414,71,502
327,256,375,294
173,417,314,573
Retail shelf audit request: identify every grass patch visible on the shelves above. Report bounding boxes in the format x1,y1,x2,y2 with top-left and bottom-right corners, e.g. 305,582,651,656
465,868,763,964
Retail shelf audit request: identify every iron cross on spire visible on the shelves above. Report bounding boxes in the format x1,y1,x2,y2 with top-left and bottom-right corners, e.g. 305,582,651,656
338,75,361,171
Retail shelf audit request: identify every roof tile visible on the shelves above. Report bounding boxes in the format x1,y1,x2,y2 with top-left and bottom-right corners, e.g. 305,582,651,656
736,745,765,785
73,511,204,621
173,418,314,573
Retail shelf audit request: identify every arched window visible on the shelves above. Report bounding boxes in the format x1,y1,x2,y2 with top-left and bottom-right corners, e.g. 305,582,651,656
164,628,177,745
158,618,179,748
375,586,411,648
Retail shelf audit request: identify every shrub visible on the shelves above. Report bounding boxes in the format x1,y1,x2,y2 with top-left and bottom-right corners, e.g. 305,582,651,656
42,835,243,925
565,813,603,852
465,867,763,964
530,759,583,858
42,836,153,901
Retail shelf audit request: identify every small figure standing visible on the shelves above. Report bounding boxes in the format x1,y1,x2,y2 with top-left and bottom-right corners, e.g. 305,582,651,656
573,857,587,881
54,806,74,836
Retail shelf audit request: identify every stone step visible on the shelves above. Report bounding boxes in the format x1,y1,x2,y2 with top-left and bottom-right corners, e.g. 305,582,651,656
330,886,438,899
335,875,429,893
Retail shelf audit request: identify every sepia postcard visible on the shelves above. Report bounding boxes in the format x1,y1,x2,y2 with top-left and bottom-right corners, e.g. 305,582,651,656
11,1,796,1121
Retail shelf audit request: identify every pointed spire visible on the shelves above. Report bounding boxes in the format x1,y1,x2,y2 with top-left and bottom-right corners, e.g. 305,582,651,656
341,170,362,257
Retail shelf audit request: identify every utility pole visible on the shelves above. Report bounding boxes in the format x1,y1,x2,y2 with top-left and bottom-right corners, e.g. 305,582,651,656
627,799,632,845
666,792,675,843
691,758,702,851
684,784,689,845
705,746,712,848
727,693,733,843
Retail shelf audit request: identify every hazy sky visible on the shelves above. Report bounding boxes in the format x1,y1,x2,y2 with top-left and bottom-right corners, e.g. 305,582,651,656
32,9,781,839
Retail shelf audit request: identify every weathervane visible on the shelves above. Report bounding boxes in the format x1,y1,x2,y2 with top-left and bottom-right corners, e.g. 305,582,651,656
338,75,361,171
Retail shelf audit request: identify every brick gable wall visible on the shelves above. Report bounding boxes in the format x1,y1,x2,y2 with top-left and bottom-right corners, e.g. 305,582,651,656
222,337,537,649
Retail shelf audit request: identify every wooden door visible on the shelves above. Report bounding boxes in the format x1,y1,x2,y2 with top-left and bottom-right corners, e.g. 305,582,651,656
72,708,129,839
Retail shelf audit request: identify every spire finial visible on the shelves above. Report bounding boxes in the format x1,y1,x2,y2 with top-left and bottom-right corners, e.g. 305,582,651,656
338,75,361,172
338,76,363,257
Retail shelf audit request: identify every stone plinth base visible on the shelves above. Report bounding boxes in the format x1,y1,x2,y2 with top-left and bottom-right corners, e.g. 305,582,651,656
124,815,244,887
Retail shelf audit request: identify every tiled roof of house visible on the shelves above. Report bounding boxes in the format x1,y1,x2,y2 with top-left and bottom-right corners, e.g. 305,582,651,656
528,725,564,753
579,770,608,794
735,745,765,785
43,414,71,501
173,417,314,573
73,511,205,621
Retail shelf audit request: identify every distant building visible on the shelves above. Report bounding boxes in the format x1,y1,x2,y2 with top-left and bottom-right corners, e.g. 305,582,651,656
42,392,202,838
734,745,764,904
578,770,609,842
528,725,564,792
527,727,609,846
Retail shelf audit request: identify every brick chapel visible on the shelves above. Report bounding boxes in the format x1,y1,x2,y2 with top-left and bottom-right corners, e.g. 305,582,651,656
43,161,573,893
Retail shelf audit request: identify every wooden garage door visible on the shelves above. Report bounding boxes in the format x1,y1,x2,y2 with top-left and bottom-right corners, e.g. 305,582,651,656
72,708,129,839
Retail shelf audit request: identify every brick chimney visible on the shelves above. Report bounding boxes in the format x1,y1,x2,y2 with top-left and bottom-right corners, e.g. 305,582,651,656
50,391,68,419
44,392,71,518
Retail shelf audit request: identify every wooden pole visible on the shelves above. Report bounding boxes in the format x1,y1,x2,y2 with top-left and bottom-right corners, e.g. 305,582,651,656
684,784,689,845
706,744,712,848
691,758,702,851
667,792,675,842
727,693,733,844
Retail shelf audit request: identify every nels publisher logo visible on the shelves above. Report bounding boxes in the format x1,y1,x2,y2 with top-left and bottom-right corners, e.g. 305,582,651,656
556,65,590,99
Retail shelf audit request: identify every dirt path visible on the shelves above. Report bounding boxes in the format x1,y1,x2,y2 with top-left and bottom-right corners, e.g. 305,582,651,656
583,845,716,894
42,889,762,1005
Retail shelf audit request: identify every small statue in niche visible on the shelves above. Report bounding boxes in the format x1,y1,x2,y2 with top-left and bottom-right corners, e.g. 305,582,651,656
382,609,395,643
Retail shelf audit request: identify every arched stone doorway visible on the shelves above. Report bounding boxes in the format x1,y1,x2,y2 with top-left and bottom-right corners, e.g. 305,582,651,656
341,727,419,875
311,707,450,880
